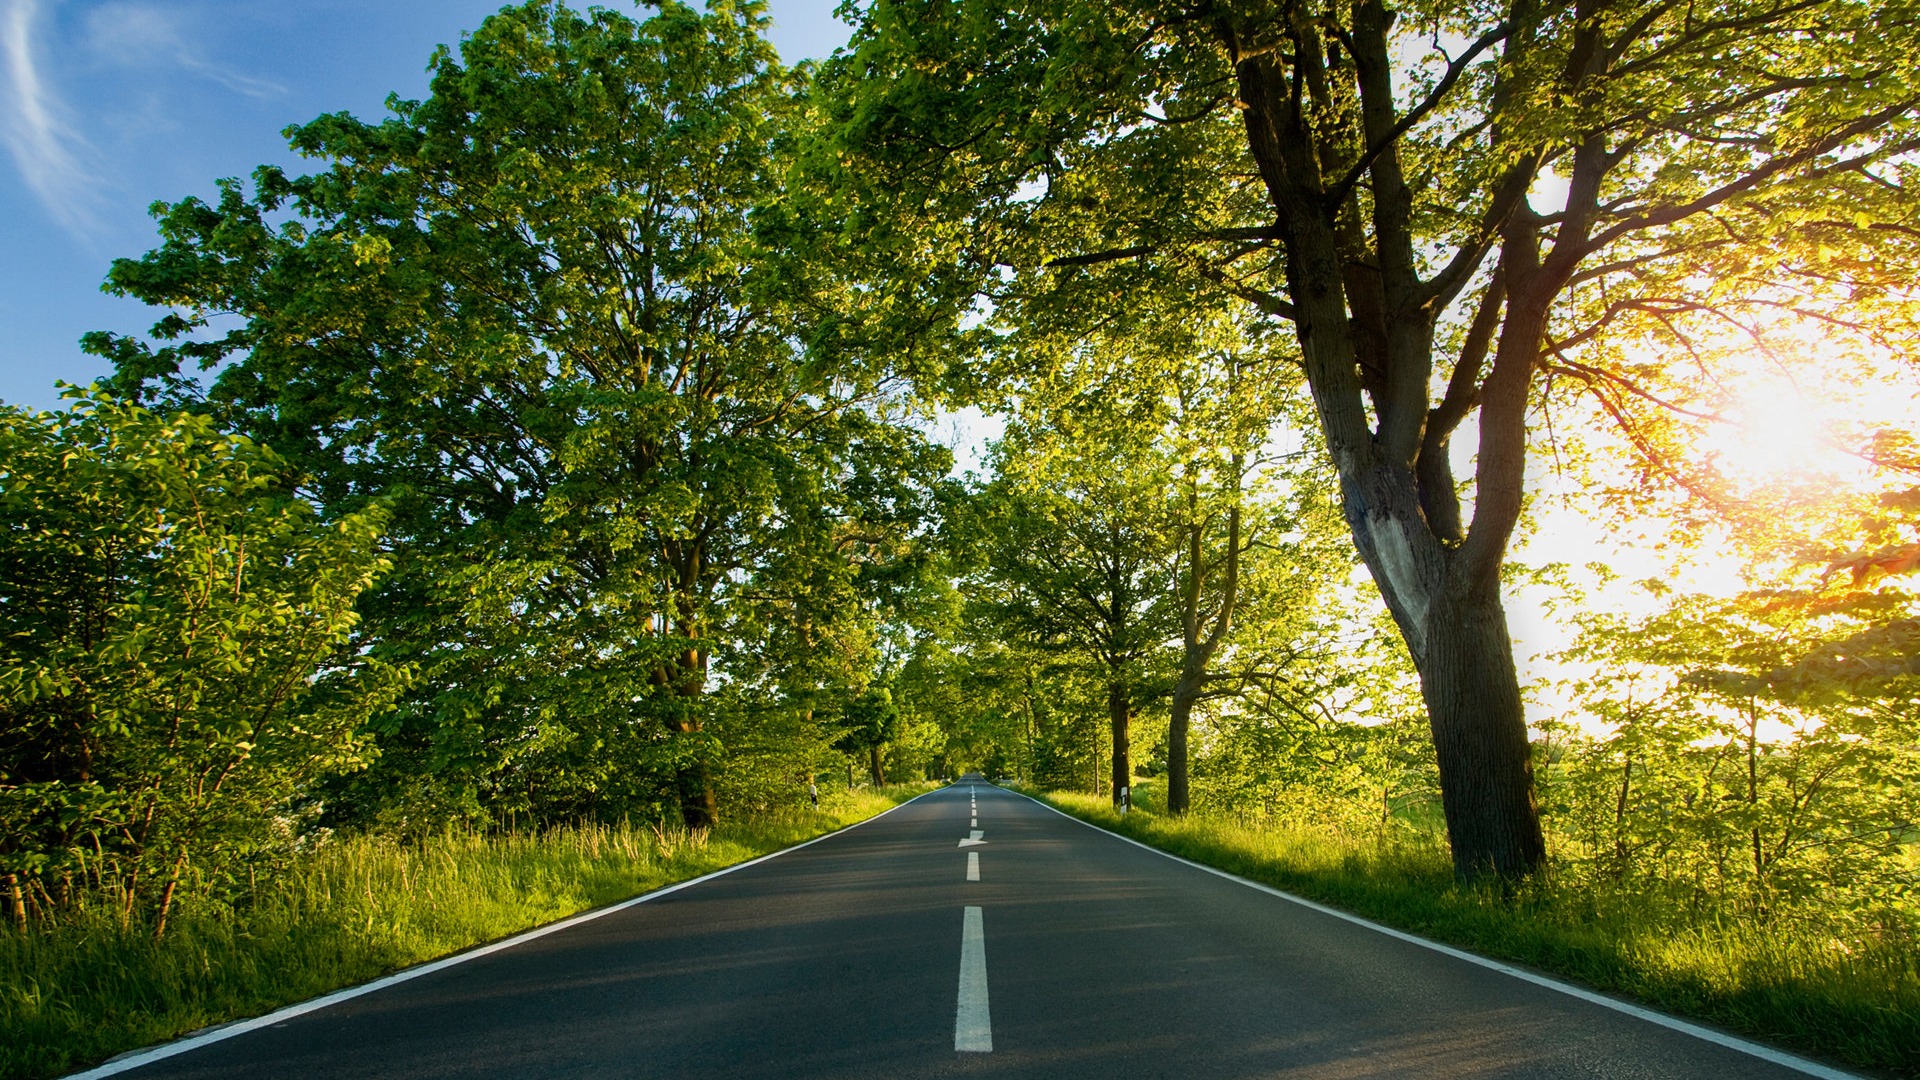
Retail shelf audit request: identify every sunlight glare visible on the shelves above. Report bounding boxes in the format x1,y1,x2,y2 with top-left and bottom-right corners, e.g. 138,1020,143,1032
1700,372,1855,489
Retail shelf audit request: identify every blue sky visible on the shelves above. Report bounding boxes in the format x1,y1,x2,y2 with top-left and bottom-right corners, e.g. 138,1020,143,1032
0,0,851,411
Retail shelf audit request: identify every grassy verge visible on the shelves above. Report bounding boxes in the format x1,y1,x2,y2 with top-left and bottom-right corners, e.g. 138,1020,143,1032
0,785,933,1080
1023,784,1919,1078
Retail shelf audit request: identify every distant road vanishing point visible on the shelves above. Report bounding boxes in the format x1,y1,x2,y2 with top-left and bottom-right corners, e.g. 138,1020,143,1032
73,780,1856,1080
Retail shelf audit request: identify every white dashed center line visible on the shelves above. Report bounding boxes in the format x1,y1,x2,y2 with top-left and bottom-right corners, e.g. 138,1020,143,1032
966,851,980,881
955,906,992,1052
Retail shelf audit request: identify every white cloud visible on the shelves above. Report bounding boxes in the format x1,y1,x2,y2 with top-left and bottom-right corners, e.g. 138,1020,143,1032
1,0,106,235
83,2,283,99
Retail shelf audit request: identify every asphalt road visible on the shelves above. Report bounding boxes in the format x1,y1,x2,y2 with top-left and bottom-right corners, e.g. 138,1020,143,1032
84,781,1852,1079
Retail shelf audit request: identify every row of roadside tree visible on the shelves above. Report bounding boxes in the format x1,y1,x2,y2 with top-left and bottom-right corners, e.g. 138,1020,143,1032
6,0,1920,948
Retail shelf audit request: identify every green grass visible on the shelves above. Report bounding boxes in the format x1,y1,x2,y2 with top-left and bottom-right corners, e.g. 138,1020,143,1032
0,785,932,1080
1027,783,1920,1077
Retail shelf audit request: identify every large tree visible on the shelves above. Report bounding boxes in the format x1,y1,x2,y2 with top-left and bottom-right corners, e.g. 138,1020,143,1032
818,0,1920,876
93,0,941,828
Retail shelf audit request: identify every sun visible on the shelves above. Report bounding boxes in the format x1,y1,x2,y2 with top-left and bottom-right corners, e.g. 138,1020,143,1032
1686,315,1920,499
1698,372,1856,490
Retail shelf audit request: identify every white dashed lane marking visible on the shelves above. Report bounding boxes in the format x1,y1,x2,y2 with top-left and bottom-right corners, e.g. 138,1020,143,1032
954,906,992,1052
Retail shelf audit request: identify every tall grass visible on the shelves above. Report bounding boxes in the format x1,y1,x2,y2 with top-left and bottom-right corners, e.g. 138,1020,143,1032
1033,784,1920,1077
0,786,930,1080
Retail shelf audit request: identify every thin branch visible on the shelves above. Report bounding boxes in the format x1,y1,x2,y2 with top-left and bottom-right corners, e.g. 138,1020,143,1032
1325,21,1513,208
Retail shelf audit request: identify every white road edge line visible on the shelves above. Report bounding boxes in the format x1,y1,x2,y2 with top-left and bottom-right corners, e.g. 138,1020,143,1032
66,787,951,1080
955,905,993,1052
967,851,980,881
1011,789,1862,1080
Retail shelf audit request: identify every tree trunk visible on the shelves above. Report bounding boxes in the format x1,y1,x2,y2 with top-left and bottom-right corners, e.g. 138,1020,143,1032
1107,678,1130,808
1166,673,1201,814
869,742,887,787
1167,497,1240,816
7,873,24,930
152,850,190,940
1418,587,1546,879
663,545,717,830
1023,676,1036,781
670,697,718,829
677,754,717,830
1337,461,1545,879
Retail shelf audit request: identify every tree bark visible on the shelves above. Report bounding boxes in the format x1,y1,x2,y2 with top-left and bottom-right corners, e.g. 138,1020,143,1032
1107,678,1130,808
1330,454,1546,879
1418,586,1546,878
1167,674,1200,814
869,742,888,787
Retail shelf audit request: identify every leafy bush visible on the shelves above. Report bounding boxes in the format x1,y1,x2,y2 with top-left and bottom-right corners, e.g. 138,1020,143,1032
0,393,404,935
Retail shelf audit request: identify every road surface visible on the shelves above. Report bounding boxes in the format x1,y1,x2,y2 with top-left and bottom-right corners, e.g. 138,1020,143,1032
80,781,1853,1079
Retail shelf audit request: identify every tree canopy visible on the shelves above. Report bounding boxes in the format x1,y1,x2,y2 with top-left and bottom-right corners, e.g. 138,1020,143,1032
3,0,1918,961
88,0,949,829
814,0,1920,875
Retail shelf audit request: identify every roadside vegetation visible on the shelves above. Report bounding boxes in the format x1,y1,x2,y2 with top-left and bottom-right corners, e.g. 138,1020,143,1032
1033,782,1920,1075
0,786,929,1080
5,1,1920,1078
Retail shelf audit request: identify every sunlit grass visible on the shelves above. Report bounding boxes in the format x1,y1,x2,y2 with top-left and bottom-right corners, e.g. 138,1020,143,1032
1031,783,1920,1076
0,786,932,1080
